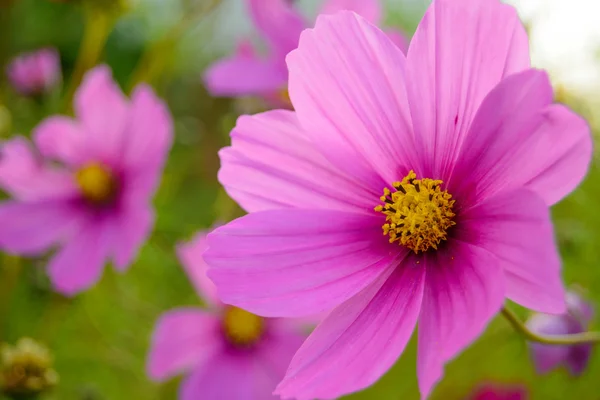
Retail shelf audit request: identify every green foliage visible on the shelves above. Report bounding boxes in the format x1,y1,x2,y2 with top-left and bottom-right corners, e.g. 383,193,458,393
1,1,599,399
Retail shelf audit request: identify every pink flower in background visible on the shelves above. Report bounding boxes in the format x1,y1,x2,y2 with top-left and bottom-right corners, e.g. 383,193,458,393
526,291,594,375
6,48,61,96
468,383,528,400
0,65,172,295
204,0,592,398
147,230,306,400
203,0,408,106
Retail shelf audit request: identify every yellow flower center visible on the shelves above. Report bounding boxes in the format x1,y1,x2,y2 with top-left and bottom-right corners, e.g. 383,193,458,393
222,307,264,347
277,87,293,109
75,163,117,206
0,338,58,397
375,170,456,253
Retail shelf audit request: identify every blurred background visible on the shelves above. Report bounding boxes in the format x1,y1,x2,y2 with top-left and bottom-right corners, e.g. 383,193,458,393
0,0,599,399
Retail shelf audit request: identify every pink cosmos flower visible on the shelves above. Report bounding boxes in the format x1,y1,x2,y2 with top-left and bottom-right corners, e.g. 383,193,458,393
526,291,594,375
468,383,528,400
203,0,408,106
6,48,61,96
204,1,592,398
147,230,306,400
0,65,172,295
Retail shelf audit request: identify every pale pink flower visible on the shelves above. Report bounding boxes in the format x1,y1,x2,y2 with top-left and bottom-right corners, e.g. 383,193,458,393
203,0,408,105
204,1,592,398
526,291,594,375
0,66,172,295
6,48,61,96
468,383,528,400
147,230,305,400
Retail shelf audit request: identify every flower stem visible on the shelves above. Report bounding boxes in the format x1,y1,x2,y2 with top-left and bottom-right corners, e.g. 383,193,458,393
126,0,222,92
501,306,600,345
63,6,114,113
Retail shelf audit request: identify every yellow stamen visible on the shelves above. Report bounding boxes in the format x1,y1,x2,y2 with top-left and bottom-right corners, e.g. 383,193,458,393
222,307,264,347
0,338,58,397
375,170,456,253
277,87,293,109
75,162,117,206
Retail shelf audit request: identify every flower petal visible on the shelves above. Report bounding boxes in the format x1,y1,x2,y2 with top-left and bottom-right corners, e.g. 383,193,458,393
247,0,306,57
457,186,566,314
405,0,530,178
219,110,378,213
110,205,153,271
526,314,572,374
205,209,403,317
147,308,222,381
47,216,112,295
385,28,409,54
180,352,256,400
0,137,77,201
417,241,505,398
122,85,173,175
452,69,591,206
176,230,220,306
287,11,418,184
253,323,305,398
566,342,593,376
275,263,424,400
204,50,287,97
320,0,381,24
33,116,87,166
0,200,82,255
74,65,129,163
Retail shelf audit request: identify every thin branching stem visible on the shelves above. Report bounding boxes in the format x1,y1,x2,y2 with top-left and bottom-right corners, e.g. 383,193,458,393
501,306,600,345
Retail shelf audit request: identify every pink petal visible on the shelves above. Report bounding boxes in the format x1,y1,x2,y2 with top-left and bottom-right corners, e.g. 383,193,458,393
219,110,378,213
452,69,591,206
204,52,287,97
319,0,382,24
146,308,222,381
405,0,530,178
385,28,409,54
287,11,419,184
253,324,305,398
276,263,424,400
246,0,306,57
457,189,566,314
0,137,77,201
205,209,403,317
74,65,129,163
0,200,82,256
417,241,505,398
566,341,593,376
176,230,220,306
109,204,153,271
122,85,173,176
47,216,112,295
33,116,87,166
180,353,255,400
526,314,572,374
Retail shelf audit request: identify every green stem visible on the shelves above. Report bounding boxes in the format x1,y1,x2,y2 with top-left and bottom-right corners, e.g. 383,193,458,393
0,255,22,328
63,6,114,113
501,306,600,345
126,0,222,91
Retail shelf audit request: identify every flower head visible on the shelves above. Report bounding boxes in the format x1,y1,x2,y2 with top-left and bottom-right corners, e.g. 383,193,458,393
204,1,592,398
0,338,59,399
526,291,594,375
146,230,306,400
0,65,173,295
468,383,528,400
203,0,408,106
6,48,61,96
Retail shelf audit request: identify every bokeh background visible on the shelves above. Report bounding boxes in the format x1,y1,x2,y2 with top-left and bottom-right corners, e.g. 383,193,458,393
1,0,600,399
